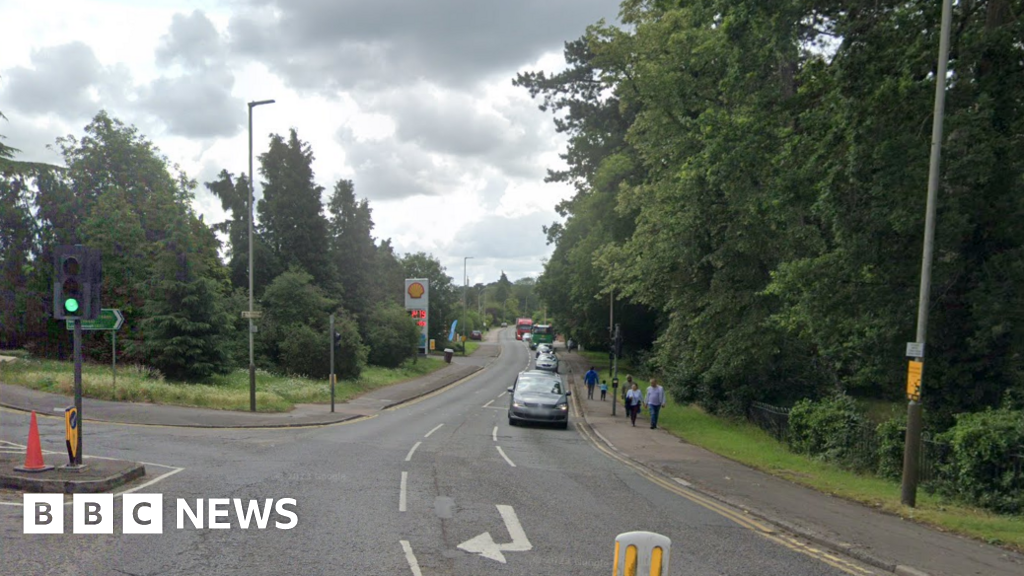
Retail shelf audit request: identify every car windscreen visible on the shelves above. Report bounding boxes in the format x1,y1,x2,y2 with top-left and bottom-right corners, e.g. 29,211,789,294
516,378,562,395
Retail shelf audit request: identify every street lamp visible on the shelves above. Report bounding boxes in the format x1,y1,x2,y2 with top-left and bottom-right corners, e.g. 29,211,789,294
463,256,473,346
248,98,275,412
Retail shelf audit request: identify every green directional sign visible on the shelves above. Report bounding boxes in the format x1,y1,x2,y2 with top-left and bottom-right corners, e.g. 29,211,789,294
65,308,124,331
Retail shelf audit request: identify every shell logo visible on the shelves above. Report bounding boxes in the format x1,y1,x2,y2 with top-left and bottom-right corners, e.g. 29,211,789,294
407,282,425,299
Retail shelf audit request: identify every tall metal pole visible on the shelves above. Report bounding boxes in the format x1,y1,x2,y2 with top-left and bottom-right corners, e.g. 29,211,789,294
248,99,274,412
463,256,473,352
330,313,335,413
902,0,952,508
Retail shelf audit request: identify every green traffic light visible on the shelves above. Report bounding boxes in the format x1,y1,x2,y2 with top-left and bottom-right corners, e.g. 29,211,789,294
64,298,80,313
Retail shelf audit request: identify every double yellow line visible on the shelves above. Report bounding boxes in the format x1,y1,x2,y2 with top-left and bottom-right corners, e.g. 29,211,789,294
574,419,875,576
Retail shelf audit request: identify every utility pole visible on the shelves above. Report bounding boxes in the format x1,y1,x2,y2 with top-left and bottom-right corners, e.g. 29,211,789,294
463,256,473,353
902,0,952,508
248,98,275,412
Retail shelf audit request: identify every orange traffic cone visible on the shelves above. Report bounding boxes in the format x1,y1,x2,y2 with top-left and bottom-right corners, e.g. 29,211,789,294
15,411,54,473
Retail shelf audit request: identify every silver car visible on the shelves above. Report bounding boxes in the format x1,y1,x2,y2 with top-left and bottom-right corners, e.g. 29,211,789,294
507,370,570,429
534,353,559,373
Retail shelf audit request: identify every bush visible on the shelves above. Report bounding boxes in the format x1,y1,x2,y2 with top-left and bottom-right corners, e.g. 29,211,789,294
279,315,367,380
788,394,875,470
365,303,419,368
875,415,906,480
934,409,1024,514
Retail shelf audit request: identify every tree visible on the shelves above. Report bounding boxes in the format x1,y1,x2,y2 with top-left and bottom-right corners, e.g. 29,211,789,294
327,178,377,327
365,302,419,368
257,129,331,288
206,170,282,296
141,213,232,381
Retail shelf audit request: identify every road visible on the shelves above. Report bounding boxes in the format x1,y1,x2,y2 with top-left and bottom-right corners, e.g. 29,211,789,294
0,329,870,575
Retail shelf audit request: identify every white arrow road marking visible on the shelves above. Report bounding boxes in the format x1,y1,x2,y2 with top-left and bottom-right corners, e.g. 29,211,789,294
457,505,532,564
495,446,516,467
400,540,423,576
405,442,422,462
424,423,444,437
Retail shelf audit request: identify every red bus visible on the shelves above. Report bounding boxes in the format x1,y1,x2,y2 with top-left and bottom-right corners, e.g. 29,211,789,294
515,318,533,340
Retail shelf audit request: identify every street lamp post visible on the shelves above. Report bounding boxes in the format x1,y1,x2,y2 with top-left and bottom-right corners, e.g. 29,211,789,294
248,98,275,412
463,256,473,351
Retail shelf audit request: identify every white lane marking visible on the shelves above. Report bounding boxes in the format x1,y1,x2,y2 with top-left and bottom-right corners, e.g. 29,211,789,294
482,399,494,408
404,441,422,462
497,391,507,398
492,426,498,442
400,540,424,576
399,471,408,512
118,466,185,495
496,446,516,467
424,423,444,438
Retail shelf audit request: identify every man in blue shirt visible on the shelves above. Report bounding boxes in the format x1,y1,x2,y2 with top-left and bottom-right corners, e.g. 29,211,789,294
583,367,599,399
644,378,666,429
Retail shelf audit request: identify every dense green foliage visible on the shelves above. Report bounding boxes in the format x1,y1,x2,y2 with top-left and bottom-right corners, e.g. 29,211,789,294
787,394,874,471
524,1,1024,422
365,303,420,368
934,409,1024,514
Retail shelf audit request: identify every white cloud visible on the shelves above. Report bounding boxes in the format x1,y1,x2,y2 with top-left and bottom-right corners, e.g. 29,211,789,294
0,0,619,284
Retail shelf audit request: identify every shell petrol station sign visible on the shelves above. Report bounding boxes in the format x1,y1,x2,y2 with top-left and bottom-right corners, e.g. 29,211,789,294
405,278,429,355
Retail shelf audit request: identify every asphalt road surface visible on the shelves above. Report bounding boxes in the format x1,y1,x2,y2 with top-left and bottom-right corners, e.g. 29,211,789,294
0,329,872,575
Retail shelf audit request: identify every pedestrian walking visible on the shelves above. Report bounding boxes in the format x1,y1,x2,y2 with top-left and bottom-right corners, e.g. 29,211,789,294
644,378,666,429
584,366,599,400
599,380,608,401
625,382,643,427
622,376,634,416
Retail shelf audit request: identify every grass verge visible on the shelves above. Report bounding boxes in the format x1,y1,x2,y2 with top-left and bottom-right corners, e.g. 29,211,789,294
656,403,1024,551
0,356,446,413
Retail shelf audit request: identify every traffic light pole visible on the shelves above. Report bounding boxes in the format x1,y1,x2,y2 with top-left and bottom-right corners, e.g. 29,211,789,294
73,319,83,466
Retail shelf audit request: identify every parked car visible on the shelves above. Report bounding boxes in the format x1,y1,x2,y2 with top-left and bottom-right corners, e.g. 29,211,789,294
535,343,554,357
507,370,570,429
534,353,559,373
469,330,482,341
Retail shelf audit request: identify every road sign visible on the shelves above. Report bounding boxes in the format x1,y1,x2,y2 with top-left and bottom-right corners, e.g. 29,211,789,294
65,308,123,331
241,310,263,319
907,360,923,401
906,342,925,358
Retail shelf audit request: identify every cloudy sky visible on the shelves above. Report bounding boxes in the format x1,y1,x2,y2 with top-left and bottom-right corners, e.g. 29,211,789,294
0,0,622,285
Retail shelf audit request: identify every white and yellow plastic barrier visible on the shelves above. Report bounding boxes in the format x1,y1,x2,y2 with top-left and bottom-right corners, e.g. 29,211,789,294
613,531,671,576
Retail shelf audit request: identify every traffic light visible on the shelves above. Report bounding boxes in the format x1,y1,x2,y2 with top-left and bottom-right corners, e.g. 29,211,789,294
53,245,101,320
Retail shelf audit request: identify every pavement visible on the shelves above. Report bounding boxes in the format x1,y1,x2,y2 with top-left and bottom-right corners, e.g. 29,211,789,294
560,350,1024,576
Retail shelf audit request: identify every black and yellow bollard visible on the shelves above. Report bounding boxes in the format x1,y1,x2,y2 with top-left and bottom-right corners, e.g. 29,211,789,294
613,531,671,576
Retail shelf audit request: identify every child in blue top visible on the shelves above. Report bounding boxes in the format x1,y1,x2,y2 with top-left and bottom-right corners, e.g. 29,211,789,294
599,380,608,400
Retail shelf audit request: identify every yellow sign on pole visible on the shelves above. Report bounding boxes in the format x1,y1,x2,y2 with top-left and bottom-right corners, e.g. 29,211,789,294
907,361,923,401
429,339,436,351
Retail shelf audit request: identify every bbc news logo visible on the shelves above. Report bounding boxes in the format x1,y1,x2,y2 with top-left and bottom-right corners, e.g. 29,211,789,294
24,494,298,534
